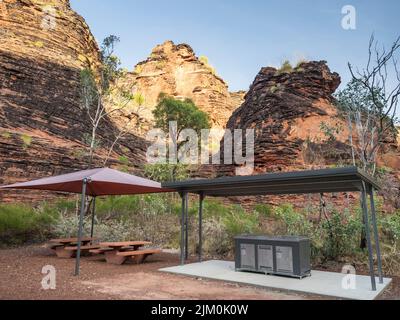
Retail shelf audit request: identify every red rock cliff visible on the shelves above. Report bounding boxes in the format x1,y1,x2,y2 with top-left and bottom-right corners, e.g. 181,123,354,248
120,40,244,131
0,0,147,201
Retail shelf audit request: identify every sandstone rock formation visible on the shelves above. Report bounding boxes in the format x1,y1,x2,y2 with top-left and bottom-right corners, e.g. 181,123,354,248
0,0,147,201
216,61,346,176
215,61,400,193
120,41,244,131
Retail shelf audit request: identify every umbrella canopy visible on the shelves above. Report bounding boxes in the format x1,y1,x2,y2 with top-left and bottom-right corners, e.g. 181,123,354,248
0,167,173,276
0,168,169,196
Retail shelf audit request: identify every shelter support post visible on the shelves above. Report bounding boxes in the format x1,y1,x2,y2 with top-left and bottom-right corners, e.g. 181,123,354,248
368,187,383,284
180,193,187,265
360,182,377,291
74,178,88,276
90,197,96,239
185,192,189,260
198,193,205,262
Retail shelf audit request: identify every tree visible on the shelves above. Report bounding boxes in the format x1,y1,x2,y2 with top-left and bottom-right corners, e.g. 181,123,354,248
153,95,210,150
80,35,134,168
338,35,400,175
150,95,211,181
103,92,146,167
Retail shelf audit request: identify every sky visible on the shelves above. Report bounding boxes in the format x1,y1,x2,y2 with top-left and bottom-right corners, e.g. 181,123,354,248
70,0,400,115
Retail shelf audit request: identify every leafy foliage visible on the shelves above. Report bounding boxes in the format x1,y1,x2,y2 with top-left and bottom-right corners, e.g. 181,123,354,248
144,163,190,182
20,134,32,149
277,60,293,74
133,92,145,107
153,95,211,137
0,204,58,246
253,204,273,217
273,203,364,262
335,79,381,113
334,78,395,175
381,211,400,242
319,121,343,142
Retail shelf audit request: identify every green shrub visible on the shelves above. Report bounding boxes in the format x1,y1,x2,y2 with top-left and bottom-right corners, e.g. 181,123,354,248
277,60,293,74
95,195,142,219
381,211,400,242
51,194,179,245
0,203,58,246
134,64,144,74
320,208,362,260
144,163,191,182
118,155,130,166
20,134,32,149
270,85,278,94
273,203,363,263
222,205,259,236
51,214,132,242
1,132,11,139
295,59,308,69
201,217,232,256
54,198,77,212
194,199,260,257
274,204,313,236
254,204,273,217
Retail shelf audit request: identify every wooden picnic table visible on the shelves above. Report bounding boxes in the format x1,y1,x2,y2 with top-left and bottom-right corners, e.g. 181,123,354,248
49,237,98,258
97,241,152,264
99,241,151,249
50,237,95,245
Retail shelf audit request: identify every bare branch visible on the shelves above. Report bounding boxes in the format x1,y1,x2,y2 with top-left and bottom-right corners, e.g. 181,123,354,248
344,34,400,175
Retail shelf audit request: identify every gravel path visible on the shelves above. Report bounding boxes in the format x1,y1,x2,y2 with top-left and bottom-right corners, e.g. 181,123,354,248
0,245,307,300
0,245,397,300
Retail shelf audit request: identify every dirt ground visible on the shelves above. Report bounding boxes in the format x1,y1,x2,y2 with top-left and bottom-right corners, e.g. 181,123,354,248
0,245,397,300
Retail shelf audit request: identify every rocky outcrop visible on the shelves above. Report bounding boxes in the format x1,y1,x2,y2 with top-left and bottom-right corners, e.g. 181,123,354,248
216,61,346,176
0,0,147,201
120,41,243,131
214,61,400,182
229,91,246,110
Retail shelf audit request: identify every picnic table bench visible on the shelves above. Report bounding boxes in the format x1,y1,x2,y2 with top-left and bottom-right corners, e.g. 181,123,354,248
48,237,98,258
117,248,162,265
93,241,159,265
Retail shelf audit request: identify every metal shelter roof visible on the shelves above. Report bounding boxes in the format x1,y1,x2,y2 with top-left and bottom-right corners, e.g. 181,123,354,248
162,167,381,197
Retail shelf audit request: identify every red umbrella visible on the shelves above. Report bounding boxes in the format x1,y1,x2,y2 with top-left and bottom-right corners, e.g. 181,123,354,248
0,168,172,275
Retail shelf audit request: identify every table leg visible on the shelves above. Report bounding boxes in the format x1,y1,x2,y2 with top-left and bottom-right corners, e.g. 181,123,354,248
132,254,148,264
105,250,127,265
55,246,75,259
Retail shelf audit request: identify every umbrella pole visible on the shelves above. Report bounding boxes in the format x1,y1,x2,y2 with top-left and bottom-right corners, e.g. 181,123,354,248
74,178,88,276
90,197,96,238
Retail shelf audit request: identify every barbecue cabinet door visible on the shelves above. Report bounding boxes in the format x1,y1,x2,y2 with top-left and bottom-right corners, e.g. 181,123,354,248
240,243,256,270
258,245,273,272
276,246,294,274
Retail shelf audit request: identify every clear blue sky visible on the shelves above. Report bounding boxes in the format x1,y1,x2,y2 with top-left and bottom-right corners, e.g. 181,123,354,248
70,0,399,100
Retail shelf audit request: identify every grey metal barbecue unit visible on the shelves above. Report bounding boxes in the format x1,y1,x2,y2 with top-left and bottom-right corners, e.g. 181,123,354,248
162,166,383,291
235,235,311,278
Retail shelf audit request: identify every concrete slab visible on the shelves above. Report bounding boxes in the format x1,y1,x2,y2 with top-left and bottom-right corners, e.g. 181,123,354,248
159,260,392,300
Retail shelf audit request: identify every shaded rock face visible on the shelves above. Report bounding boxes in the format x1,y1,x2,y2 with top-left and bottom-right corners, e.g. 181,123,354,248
122,41,243,130
216,61,343,176
0,0,147,201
